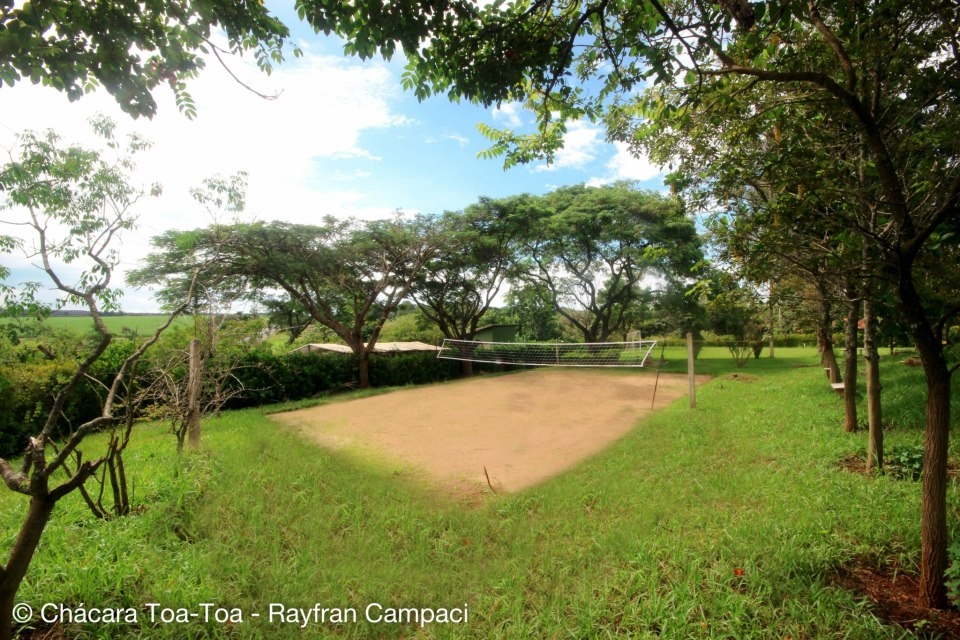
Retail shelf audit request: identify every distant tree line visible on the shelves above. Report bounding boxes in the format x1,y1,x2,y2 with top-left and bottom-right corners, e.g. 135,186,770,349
129,181,704,382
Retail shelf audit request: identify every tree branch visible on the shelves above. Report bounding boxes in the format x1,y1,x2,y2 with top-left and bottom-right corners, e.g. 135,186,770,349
0,460,29,495
50,458,106,502
807,0,857,93
704,65,909,234
905,169,960,259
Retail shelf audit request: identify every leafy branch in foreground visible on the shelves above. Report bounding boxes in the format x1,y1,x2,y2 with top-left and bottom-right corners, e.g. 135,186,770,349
0,0,298,118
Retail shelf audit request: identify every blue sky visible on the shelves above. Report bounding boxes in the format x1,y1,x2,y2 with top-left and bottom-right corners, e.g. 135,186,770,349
0,6,665,311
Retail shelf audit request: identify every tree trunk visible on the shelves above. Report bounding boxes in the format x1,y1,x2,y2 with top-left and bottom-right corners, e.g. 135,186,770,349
768,283,776,358
862,294,883,471
817,294,842,383
919,367,952,608
897,273,954,609
358,350,371,388
0,495,56,640
822,341,841,384
843,289,860,432
460,359,474,377
186,338,202,449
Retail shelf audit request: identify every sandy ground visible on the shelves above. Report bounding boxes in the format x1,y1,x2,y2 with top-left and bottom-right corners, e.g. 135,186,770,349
271,369,701,498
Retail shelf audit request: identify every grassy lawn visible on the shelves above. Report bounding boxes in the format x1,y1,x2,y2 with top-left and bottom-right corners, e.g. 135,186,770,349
1,314,191,337
2,348,958,638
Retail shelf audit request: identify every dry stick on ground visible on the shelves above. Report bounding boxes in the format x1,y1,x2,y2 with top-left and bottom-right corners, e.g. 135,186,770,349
483,466,498,494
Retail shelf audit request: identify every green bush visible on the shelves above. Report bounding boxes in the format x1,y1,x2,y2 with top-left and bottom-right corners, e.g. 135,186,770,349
945,539,960,600
225,351,465,408
0,361,106,458
886,444,925,480
369,352,461,386
226,352,357,407
774,333,820,348
0,371,22,458
652,332,820,350
0,342,494,457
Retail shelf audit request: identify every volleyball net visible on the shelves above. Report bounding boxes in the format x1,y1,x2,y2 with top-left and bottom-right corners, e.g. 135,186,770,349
436,339,658,368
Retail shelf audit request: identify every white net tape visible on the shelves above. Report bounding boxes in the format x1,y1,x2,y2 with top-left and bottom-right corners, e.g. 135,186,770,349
437,339,658,368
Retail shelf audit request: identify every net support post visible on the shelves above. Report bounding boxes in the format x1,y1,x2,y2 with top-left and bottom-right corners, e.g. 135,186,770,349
686,332,696,409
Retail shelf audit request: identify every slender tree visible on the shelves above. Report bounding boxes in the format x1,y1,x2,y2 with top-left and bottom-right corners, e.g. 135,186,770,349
0,122,186,640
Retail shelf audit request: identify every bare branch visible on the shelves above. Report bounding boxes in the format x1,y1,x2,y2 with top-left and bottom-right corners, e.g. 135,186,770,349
0,460,29,495
209,47,282,102
49,458,106,502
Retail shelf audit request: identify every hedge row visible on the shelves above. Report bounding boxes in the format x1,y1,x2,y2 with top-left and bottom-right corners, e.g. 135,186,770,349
224,351,479,409
0,350,479,459
0,361,107,459
653,333,823,349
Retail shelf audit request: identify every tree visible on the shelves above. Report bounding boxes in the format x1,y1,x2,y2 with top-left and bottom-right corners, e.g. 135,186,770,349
0,122,185,640
377,303,444,344
630,3,959,607
513,183,701,343
647,279,705,347
132,215,441,388
263,296,314,345
129,173,255,451
502,282,562,342
0,0,298,118
138,316,263,452
699,271,766,364
410,199,523,375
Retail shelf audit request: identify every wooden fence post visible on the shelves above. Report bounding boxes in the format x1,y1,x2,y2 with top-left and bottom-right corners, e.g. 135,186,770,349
687,332,696,409
187,338,202,449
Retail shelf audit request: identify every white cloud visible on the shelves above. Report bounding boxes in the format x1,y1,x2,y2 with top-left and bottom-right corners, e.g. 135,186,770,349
445,133,470,147
533,120,603,172
329,169,374,181
491,102,524,128
424,132,470,147
0,50,412,310
587,142,664,186
1,49,408,219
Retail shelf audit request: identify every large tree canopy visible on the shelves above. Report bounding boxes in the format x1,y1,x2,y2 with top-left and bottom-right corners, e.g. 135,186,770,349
0,0,296,117
130,215,441,388
511,182,702,343
411,199,524,338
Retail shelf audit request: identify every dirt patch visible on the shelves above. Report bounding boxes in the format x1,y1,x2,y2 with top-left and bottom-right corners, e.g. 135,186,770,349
838,453,871,474
833,561,960,638
272,369,704,497
833,462,960,637
837,453,960,480
723,373,759,382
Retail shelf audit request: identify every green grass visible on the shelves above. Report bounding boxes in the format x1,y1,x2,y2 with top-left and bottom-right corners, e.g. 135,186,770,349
2,348,957,638
2,314,190,337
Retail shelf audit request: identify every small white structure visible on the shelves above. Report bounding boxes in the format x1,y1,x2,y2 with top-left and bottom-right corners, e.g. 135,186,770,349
291,341,441,355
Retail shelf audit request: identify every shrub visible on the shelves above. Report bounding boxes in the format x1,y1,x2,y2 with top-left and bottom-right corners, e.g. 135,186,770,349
945,539,960,600
885,444,925,480
0,361,106,458
369,352,461,387
225,351,465,408
727,342,752,367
